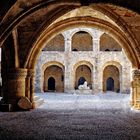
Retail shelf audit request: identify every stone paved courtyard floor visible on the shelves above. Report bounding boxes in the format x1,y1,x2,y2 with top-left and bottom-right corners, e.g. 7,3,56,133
0,92,140,140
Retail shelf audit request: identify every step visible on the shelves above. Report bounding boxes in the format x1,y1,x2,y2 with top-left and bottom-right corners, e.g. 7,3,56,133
34,96,40,101
33,97,44,108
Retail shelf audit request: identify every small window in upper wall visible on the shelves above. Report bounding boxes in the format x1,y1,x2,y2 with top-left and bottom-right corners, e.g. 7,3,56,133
105,49,110,51
72,48,78,51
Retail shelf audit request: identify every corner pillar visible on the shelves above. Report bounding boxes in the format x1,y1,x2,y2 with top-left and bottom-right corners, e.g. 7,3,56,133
131,69,140,109
27,69,35,108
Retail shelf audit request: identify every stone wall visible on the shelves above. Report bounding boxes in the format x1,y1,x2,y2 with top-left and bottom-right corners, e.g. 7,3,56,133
35,27,132,94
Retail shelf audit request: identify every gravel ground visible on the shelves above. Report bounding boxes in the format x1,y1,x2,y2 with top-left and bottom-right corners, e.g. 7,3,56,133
0,92,140,140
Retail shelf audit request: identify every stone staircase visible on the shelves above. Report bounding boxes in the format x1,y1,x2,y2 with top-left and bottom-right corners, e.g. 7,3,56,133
33,96,44,108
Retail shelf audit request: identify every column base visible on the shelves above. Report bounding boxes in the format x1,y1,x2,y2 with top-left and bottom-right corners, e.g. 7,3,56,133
132,101,140,110
0,104,13,112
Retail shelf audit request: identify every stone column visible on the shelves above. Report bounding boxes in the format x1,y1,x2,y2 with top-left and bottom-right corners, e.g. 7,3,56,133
64,37,72,52
63,32,73,93
93,64,98,93
131,69,140,109
2,68,27,109
92,30,102,52
29,69,35,108
25,69,34,101
93,38,100,52
64,64,73,93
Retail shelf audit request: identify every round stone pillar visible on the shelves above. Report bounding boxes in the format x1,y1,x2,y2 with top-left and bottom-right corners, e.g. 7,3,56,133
2,68,27,109
30,70,35,108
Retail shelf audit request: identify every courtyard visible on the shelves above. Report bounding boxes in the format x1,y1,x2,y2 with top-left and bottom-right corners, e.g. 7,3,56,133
0,92,140,140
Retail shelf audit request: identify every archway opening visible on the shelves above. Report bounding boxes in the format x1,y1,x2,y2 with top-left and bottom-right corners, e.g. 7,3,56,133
100,33,122,51
103,65,120,93
72,31,92,51
43,65,64,92
42,34,64,51
75,65,92,89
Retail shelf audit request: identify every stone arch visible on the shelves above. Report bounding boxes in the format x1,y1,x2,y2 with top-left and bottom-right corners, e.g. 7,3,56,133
2,3,140,109
27,16,139,70
41,61,64,92
70,28,94,39
100,33,122,51
72,30,93,51
73,61,93,89
102,61,122,93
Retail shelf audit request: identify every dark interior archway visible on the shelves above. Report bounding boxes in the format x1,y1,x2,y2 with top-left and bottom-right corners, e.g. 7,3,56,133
44,65,64,92
106,77,114,91
48,77,55,91
103,65,120,92
75,64,92,89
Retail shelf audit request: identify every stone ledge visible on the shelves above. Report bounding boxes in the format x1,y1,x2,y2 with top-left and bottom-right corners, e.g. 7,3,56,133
75,89,93,94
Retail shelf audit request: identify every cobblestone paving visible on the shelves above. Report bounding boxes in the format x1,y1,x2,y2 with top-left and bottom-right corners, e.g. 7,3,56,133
0,93,140,140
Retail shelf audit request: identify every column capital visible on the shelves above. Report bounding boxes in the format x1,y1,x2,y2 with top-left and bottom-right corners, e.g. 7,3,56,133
6,68,27,79
27,69,35,77
132,69,140,78
64,37,72,41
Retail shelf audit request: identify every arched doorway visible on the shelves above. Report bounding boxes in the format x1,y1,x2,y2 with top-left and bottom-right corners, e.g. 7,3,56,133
48,77,55,91
75,64,92,89
103,65,120,92
44,65,64,92
106,77,114,91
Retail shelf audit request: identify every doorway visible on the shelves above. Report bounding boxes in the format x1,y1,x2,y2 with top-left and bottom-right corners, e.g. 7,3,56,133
106,77,114,91
48,77,55,91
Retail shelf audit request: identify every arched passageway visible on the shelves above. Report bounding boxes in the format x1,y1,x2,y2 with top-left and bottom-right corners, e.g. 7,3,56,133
44,65,64,92
75,65,92,89
103,65,120,93
1,1,140,110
